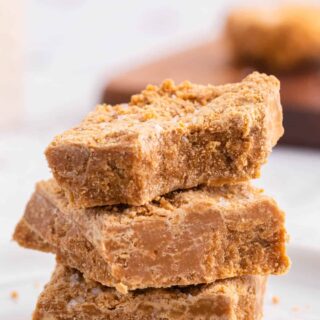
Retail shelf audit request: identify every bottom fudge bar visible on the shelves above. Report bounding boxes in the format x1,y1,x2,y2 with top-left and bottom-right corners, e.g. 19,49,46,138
14,180,289,291
33,265,267,320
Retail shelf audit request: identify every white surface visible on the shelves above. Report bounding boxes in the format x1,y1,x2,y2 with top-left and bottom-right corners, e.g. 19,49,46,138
0,243,53,320
265,246,320,320
1,245,320,319
0,0,23,127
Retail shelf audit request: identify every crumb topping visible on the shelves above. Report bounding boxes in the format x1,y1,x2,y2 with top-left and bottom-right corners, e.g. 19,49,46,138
42,179,265,224
50,72,278,147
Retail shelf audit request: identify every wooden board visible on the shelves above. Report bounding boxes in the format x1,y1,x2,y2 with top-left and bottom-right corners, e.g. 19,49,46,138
102,39,320,148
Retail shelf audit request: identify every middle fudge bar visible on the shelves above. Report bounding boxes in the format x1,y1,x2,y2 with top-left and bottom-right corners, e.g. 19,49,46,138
14,179,289,292
45,72,283,207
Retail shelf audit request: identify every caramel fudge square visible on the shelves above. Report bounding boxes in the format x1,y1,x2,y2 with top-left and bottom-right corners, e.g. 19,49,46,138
45,72,283,207
14,179,289,292
33,265,267,320
226,6,320,71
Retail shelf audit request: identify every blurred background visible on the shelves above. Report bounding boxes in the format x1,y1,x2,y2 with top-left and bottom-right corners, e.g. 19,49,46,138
3,0,248,128
1,0,320,318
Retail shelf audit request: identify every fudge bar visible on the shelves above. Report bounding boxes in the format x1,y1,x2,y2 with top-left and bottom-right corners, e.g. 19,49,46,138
33,265,267,320
14,179,289,291
45,72,283,207
226,6,320,71
13,218,52,253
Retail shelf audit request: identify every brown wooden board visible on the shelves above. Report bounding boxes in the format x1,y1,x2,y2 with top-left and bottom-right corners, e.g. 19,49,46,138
102,39,320,148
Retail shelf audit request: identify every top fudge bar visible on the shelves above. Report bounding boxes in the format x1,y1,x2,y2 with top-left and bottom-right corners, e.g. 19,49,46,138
46,72,283,207
226,6,320,71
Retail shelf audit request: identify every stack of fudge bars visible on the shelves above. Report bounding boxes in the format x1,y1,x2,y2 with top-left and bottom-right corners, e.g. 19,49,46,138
13,72,290,320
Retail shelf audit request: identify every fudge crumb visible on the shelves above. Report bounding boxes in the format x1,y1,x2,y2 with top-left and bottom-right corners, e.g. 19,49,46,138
272,295,280,304
292,306,301,312
10,291,19,301
115,282,128,294
159,197,174,210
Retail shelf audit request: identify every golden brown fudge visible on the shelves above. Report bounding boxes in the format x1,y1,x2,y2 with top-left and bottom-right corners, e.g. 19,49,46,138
45,72,283,207
226,6,320,71
14,179,289,292
33,265,267,320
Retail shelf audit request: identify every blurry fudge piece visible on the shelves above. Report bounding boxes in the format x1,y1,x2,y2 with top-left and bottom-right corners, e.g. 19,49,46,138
226,6,320,71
